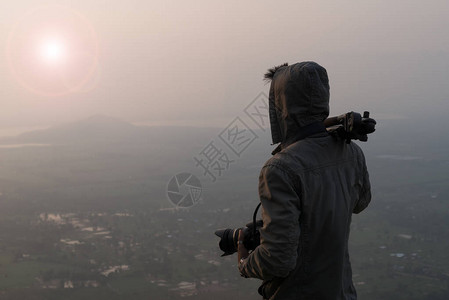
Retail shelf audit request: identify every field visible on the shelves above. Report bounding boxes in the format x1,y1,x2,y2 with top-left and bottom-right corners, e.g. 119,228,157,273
0,116,448,299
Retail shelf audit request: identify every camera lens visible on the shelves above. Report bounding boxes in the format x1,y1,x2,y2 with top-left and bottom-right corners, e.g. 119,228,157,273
215,228,239,256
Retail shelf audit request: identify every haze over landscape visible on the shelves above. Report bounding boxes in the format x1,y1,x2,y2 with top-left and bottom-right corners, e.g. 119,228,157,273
0,0,448,299
1,0,449,128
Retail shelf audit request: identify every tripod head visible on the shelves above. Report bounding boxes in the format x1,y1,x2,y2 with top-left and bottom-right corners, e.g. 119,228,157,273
324,111,376,143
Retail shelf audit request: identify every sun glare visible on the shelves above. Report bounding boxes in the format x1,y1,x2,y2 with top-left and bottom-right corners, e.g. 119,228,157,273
39,38,67,65
6,6,99,96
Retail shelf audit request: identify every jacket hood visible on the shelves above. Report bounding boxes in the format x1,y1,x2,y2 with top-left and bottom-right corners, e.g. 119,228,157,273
265,61,330,145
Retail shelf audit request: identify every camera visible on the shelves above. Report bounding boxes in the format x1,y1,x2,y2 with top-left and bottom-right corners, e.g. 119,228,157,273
215,203,263,257
214,220,263,257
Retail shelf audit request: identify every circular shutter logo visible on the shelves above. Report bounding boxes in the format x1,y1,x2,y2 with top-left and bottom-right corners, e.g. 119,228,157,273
166,173,202,208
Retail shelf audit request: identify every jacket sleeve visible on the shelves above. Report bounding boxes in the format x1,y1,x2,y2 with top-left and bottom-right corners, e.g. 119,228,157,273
239,164,301,280
353,150,372,214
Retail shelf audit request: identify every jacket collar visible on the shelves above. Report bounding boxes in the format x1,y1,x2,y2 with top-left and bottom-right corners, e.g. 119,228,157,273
271,122,327,155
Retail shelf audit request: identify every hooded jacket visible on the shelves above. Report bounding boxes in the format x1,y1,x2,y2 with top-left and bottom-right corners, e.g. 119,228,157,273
239,62,371,299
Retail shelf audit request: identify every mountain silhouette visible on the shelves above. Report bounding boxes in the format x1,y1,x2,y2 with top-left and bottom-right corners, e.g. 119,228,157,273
0,115,219,146
0,115,140,145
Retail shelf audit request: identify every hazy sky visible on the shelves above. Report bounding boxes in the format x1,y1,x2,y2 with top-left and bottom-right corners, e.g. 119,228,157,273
1,0,448,129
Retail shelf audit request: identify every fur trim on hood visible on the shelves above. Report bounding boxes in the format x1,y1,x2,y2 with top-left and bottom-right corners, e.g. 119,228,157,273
264,63,288,82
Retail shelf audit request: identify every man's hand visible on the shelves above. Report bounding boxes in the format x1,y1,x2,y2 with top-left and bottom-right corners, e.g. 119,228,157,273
237,229,250,278
238,229,249,262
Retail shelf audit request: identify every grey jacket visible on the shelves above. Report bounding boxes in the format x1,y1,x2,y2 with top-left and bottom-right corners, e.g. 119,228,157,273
239,62,371,299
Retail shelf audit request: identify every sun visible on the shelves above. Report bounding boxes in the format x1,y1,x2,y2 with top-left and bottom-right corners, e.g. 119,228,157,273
6,6,99,96
39,38,67,65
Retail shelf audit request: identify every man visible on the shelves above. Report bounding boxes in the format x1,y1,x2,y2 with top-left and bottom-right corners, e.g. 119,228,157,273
238,62,371,299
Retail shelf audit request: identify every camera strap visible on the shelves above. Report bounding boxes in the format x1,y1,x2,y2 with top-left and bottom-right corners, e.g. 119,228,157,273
252,203,262,237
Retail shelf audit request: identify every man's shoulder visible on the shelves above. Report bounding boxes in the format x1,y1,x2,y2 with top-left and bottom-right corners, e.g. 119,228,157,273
261,155,284,171
261,148,301,180
260,151,287,171
346,141,367,162
270,135,366,170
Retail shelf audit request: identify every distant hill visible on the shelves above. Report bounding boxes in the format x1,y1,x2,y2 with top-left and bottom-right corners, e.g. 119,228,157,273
0,115,135,144
0,115,220,146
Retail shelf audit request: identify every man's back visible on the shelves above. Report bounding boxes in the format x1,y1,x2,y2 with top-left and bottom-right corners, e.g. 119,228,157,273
264,132,370,299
